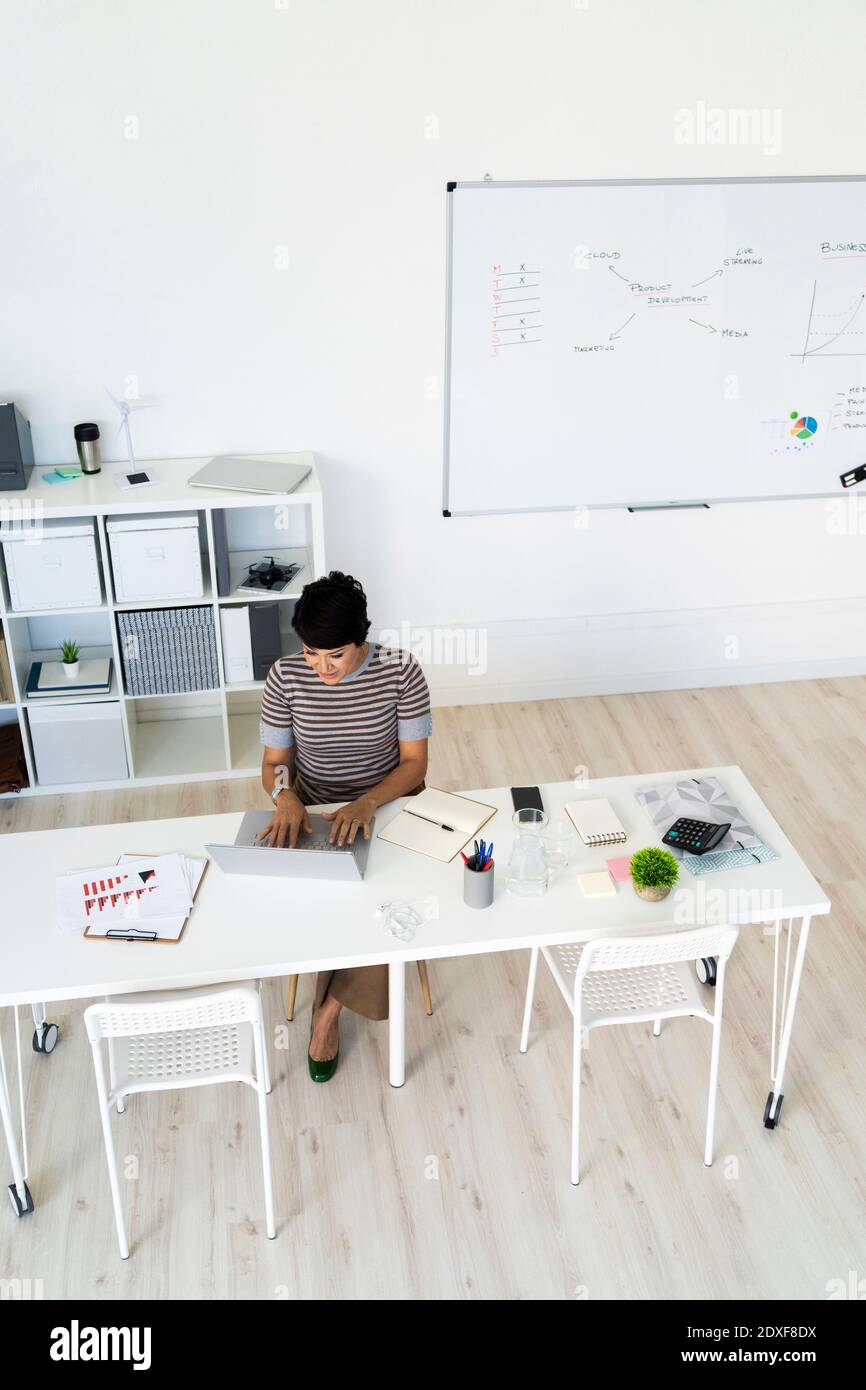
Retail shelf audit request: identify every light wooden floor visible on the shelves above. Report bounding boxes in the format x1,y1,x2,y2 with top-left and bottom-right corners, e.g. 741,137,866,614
2,677,865,1300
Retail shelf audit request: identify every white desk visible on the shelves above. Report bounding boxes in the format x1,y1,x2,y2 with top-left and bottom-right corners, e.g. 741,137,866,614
0,767,829,1219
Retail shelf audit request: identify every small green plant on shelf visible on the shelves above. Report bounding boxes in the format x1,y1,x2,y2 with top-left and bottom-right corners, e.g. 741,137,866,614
629,846,679,902
60,640,80,679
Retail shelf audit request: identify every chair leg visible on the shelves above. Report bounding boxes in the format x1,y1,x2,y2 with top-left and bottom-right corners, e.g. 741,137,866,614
704,960,728,1167
91,1043,129,1259
416,960,434,1016
107,1035,125,1114
652,1018,662,1037
256,986,272,1095
285,975,299,1023
571,1015,583,1186
253,1026,276,1239
519,947,539,1053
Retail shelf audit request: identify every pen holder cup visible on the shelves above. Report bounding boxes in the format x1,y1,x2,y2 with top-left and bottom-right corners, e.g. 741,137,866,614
464,861,495,909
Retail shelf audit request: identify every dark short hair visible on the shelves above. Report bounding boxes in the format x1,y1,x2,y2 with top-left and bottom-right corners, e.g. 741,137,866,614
292,570,371,649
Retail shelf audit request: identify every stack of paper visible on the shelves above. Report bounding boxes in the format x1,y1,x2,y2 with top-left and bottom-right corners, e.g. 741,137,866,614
578,869,617,899
56,852,204,939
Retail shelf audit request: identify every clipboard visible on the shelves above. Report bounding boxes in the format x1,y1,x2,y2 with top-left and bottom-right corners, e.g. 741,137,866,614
83,854,209,944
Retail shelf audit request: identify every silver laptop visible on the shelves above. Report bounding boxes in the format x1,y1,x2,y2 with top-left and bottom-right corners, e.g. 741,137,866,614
188,455,311,495
205,810,373,881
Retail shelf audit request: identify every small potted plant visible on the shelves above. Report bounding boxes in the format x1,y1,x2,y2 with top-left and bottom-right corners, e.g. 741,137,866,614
629,846,679,902
61,639,80,680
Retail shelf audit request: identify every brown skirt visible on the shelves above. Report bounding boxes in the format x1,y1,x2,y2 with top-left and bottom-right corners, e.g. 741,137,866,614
296,776,424,1023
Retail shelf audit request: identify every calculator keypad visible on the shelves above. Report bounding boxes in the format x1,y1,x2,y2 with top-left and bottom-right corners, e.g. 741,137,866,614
662,817,731,855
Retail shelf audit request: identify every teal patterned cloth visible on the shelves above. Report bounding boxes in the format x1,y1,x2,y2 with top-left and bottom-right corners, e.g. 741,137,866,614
679,840,779,877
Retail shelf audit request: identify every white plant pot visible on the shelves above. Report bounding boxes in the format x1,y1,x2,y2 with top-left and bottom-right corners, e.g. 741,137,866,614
63,660,80,680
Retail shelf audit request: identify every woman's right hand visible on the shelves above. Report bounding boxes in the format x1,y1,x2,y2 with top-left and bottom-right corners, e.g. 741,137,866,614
258,791,312,847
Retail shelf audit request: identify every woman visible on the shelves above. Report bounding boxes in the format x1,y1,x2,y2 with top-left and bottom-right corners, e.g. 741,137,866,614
259,571,431,1081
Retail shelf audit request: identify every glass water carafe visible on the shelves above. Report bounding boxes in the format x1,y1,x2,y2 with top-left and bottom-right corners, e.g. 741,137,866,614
506,807,550,898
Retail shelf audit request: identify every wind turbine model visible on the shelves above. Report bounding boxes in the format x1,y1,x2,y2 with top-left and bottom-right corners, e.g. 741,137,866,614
105,389,155,468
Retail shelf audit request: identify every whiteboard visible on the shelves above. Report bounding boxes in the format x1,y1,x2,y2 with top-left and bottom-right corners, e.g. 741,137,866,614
443,177,866,515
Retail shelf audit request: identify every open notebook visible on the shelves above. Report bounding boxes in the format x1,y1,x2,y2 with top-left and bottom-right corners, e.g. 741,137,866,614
377,787,496,863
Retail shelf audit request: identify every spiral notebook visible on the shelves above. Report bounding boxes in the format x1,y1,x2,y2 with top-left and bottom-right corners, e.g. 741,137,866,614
565,798,627,847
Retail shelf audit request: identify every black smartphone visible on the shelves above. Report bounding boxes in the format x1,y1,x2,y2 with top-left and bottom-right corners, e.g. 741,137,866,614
511,785,544,814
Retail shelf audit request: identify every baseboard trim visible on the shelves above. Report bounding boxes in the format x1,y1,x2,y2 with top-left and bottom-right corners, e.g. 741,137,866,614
429,656,866,708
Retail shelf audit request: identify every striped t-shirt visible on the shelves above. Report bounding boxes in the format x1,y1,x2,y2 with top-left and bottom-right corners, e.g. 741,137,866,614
260,643,432,803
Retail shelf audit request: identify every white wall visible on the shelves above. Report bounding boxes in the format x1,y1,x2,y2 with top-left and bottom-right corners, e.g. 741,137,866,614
3,0,865,705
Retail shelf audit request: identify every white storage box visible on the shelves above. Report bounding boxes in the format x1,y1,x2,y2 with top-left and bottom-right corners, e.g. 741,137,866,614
28,701,128,785
107,513,204,603
2,519,102,612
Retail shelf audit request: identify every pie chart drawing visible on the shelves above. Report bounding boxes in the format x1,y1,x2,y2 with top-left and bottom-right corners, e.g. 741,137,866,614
790,412,818,440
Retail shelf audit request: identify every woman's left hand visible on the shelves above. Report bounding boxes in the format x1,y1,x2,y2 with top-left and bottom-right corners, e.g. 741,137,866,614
322,795,378,845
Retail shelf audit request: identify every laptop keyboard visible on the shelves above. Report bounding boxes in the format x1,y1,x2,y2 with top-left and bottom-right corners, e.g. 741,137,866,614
255,835,348,853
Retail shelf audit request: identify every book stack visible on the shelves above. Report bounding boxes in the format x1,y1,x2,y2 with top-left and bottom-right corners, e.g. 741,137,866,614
26,658,113,699
0,627,13,703
117,607,219,696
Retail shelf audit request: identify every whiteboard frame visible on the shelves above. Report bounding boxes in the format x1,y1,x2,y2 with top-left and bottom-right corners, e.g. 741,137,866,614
442,174,866,517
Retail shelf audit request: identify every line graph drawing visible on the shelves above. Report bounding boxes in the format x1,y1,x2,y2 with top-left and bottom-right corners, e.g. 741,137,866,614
794,279,866,359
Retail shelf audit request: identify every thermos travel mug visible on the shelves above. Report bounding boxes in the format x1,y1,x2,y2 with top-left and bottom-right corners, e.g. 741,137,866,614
74,422,102,474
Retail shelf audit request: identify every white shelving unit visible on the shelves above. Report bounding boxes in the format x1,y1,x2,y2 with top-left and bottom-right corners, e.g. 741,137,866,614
0,452,324,796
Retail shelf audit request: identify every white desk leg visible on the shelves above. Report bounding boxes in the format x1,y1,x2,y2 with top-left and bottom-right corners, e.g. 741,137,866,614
765,915,812,1130
0,1013,32,1217
30,1002,59,1055
389,961,405,1088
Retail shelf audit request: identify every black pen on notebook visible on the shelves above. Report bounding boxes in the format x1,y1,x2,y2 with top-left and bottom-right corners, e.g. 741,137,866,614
405,809,454,832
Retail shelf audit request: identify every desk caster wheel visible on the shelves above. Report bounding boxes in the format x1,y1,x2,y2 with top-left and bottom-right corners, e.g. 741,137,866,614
763,1092,783,1129
32,1022,59,1054
696,957,717,987
8,1182,34,1216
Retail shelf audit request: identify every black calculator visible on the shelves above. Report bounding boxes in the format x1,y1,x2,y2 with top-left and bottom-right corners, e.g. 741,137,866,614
662,817,731,855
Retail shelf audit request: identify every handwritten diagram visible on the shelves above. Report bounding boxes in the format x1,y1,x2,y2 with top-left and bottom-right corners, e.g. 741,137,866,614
448,178,866,512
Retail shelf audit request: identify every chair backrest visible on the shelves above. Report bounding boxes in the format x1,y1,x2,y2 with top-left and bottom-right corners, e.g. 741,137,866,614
578,925,739,979
84,985,261,1042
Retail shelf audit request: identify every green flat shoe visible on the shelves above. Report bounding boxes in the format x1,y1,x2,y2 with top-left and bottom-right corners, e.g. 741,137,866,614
308,1048,339,1083
308,1012,339,1082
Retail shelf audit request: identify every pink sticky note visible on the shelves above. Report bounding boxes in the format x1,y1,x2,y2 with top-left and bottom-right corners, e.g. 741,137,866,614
606,856,632,883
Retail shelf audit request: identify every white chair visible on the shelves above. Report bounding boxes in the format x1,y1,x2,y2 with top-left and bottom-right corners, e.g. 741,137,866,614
84,983,275,1259
519,925,739,1185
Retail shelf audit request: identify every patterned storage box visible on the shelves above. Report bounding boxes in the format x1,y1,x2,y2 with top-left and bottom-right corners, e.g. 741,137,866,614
116,606,219,696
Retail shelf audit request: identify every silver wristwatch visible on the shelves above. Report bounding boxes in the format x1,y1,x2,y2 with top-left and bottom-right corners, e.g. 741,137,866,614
270,785,290,805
